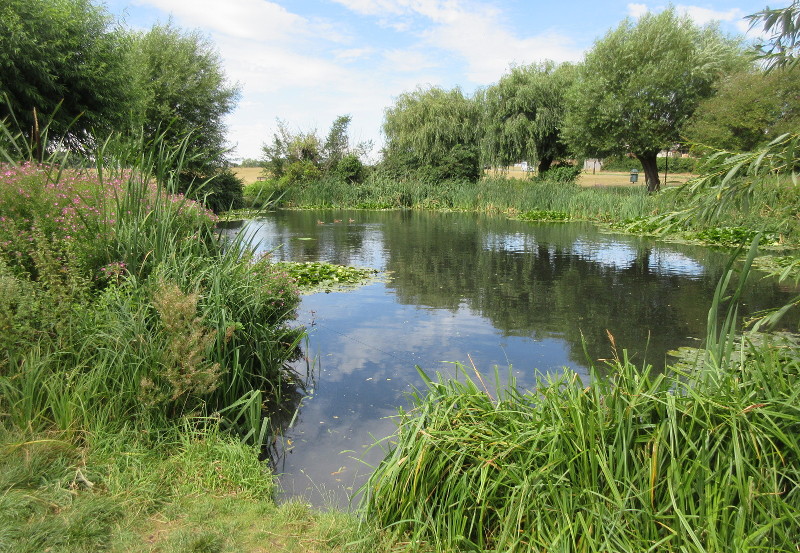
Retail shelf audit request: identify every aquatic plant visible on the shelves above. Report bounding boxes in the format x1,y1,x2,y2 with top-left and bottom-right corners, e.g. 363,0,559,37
274,261,378,289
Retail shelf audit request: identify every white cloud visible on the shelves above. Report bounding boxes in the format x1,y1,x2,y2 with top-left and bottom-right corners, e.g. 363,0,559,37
627,3,649,18
334,47,375,62
420,8,582,84
627,3,746,28
336,0,583,84
676,4,744,25
134,0,309,40
383,48,441,72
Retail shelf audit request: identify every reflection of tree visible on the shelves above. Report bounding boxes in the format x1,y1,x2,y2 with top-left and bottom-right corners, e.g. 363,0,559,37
378,212,797,369
230,210,799,372
253,210,371,265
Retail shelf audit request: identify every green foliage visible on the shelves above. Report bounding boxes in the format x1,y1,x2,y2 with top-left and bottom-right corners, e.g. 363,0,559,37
482,61,575,173
333,154,366,184
609,215,671,234
564,8,745,190
690,226,780,247
677,133,800,225
0,0,130,153
127,22,239,175
536,163,581,183
242,179,285,209
274,261,378,290
363,344,800,551
684,68,800,153
516,209,570,222
281,159,323,185
260,116,368,186
197,169,244,213
415,144,481,183
383,86,482,182
0,126,303,444
747,0,800,71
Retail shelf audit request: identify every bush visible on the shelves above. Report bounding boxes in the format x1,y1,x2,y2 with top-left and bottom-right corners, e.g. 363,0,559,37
243,179,285,208
537,164,581,184
181,169,244,213
333,154,365,183
0,154,302,440
279,160,322,186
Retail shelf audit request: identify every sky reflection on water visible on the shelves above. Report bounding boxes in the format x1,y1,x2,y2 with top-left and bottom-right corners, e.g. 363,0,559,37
224,210,797,509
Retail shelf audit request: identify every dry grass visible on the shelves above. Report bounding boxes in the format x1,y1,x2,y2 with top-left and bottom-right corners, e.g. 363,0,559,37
486,166,693,187
232,167,266,185
578,170,693,187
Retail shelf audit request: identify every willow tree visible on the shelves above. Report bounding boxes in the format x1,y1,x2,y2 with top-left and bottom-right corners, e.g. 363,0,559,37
683,67,800,154
482,61,575,174
748,0,800,71
128,22,239,174
563,8,743,191
382,86,481,181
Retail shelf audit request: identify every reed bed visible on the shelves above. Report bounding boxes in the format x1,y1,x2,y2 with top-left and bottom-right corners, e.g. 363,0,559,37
363,350,800,552
270,173,653,220
257,170,798,245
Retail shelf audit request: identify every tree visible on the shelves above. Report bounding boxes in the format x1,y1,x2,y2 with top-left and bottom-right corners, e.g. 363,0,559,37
125,22,241,211
683,67,800,153
0,0,130,154
261,115,368,184
482,61,575,174
747,0,800,71
382,86,482,182
563,8,743,191
128,22,239,173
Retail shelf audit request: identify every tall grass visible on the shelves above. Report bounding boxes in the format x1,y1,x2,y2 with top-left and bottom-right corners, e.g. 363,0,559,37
0,125,303,446
270,172,652,221
362,240,800,552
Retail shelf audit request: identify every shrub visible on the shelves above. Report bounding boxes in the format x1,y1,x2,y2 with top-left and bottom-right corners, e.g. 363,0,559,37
537,164,581,184
279,160,322,186
180,168,244,213
333,154,365,183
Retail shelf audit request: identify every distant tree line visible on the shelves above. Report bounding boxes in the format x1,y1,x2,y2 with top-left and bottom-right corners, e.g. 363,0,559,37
371,7,800,192
0,0,242,211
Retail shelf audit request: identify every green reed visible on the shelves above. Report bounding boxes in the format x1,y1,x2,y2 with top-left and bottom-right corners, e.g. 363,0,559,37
267,169,798,246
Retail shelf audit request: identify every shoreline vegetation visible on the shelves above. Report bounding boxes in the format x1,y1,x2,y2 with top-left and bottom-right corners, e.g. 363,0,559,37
237,166,800,257
3,141,798,551
2,0,800,549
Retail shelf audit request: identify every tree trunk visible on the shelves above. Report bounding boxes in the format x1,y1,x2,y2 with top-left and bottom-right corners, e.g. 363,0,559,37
635,152,661,192
537,156,553,174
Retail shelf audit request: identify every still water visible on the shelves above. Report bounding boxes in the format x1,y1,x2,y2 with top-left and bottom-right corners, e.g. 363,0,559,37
224,209,798,509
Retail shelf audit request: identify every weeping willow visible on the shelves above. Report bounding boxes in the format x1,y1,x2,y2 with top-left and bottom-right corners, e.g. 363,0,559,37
382,85,481,168
481,61,575,174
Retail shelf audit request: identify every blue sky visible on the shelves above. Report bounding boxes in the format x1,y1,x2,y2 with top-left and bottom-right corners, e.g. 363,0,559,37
104,0,775,160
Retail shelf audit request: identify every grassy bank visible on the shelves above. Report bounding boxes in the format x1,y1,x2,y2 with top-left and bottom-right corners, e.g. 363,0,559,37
0,133,390,551
365,345,800,552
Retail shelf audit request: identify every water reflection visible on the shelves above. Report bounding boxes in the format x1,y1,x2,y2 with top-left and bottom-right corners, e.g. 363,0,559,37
227,209,798,509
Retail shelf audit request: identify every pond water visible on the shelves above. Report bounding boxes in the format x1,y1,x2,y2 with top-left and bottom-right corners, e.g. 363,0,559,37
223,209,798,509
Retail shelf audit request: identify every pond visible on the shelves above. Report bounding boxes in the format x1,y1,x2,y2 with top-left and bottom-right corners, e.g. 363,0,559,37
223,209,798,509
